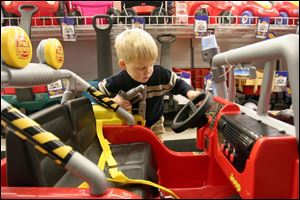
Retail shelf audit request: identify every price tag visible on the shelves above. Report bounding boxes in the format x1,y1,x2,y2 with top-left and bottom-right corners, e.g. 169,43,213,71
273,71,288,92
194,15,208,38
256,17,270,39
47,80,65,98
132,17,145,29
204,72,213,91
234,68,250,78
61,23,76,41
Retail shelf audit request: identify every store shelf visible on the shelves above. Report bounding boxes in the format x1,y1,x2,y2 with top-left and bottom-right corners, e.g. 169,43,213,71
2,15,298,41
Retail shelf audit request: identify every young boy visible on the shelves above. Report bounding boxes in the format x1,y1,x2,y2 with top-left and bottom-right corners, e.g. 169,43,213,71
98,28,200,135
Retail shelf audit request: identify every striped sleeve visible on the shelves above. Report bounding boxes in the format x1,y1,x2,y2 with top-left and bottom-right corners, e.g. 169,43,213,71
98,79,112,96
164,71,179,92
170,74,194,97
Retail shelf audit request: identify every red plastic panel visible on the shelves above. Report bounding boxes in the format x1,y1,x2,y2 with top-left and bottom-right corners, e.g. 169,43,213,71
32,85,48,93
3,87,16,95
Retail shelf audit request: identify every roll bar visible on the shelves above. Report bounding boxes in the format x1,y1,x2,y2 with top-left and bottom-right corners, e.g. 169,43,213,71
211,34,299,143
1,63,135,125
1,62,137,194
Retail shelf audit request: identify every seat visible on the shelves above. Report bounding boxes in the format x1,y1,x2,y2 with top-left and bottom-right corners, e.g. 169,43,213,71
62,97,158,198
6,104,78,187
6,97,158,198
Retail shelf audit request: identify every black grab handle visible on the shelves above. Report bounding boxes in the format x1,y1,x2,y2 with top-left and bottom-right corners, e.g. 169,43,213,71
18,4,38,38
18,4,38,16
92,15,113,81
92,15,113,33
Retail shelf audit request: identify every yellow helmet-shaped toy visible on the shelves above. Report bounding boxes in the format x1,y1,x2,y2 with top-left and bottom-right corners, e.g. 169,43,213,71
1,26,32,68
36,38,64,69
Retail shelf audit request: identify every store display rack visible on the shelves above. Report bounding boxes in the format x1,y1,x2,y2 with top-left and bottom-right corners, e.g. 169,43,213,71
2,15,298,40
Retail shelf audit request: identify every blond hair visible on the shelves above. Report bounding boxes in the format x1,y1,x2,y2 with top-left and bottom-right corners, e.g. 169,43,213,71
115,28,158,63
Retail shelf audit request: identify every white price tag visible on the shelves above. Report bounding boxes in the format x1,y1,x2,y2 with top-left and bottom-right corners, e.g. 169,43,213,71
47,80,65,98
275,75,287,87
61,24,76,41
194,19,207,33
257,21,269,33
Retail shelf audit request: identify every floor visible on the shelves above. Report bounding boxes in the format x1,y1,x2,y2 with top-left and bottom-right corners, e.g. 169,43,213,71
161,126,197,142
160,125,199,152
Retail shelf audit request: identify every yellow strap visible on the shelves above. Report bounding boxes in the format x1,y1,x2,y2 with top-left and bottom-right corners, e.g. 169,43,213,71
79,121,179,199
99,151,106,170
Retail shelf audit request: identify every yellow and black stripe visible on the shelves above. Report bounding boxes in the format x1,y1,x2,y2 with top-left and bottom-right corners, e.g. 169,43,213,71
87,86,119,111
2,106,74,166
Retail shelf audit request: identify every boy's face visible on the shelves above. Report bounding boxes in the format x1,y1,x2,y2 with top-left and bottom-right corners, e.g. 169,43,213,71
120,59,155,83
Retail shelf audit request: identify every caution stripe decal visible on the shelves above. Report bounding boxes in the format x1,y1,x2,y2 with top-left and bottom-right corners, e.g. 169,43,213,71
92,90,102,96
23,126,45,137
3,107,27,121
87,86,119,111
32,132,59,144
53,146,73,159
54,160,62,165
2,105,75,165
15,131,27,140
12,118,39,130
34,145,48,155
42,140,65,152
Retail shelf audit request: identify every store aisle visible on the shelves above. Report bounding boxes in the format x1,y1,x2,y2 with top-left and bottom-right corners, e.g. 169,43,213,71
161,126,201,152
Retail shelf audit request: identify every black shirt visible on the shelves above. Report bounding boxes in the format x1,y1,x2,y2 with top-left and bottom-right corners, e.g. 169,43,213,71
98,65,193,127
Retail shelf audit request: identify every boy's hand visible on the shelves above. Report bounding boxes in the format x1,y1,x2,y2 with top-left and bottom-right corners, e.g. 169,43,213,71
186,90,202,100
113,95,132,111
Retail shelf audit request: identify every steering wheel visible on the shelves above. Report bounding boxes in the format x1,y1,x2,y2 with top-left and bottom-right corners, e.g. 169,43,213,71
171,91,213,133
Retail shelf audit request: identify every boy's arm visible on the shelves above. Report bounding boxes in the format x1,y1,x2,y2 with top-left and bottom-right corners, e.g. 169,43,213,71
160,68,201,100
186,90,201,100
171,78,200,99
98,79,113,96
